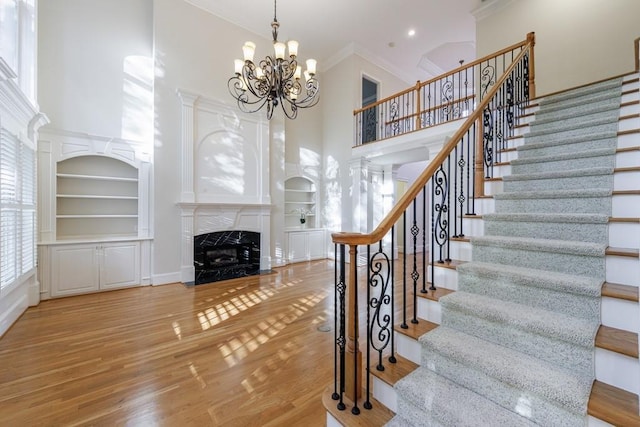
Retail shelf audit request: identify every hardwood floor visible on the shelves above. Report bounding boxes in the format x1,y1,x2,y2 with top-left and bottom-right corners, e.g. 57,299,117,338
0,260,337,426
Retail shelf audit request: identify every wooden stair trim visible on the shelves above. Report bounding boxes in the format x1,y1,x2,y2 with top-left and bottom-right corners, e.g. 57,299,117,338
395,318,439,339
494,161,511,166
617,145,640,153
415,287,455,302
451,236,471,243
596,325,639,359
602,282,639,302
620,113,640,121
606,246,640,258
621,99,640,108
464,214,483,219
588,380,640,426
322,386,394,426
429,259,466,270
609,217,640,223
369,354,419,387
614,189,640,195
615,166,640,173
619,128,640,136
485,177,502,182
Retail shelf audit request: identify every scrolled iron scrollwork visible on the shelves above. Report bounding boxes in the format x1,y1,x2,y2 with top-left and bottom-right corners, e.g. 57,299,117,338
367,248,392,371
506,76,515,129
483,106,494,172
389,100,400,136
433,165,449,262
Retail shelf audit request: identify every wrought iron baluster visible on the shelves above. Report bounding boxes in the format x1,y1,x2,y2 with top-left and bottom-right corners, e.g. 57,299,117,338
401,212,408,329
335,244,346,410
369,239,393,377
433,164,449,264
410,201,419,324
421,185,427,293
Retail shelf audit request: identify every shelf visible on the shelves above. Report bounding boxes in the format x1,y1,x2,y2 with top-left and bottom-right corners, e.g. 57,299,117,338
285,201,315,205
57,194,138,200
285,189,315,193
285,213,315,217
57,214,138,219
57,173,138,182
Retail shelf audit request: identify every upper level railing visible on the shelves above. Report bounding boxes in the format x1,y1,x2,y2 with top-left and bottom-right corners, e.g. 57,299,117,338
353,33,536,146
328,33,535,416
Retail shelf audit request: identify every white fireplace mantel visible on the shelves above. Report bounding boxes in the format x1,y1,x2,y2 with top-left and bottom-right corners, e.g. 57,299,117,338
176,90,272,283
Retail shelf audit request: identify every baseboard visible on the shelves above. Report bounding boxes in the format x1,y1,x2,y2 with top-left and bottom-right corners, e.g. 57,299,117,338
152,271,182,286
0,287,28,338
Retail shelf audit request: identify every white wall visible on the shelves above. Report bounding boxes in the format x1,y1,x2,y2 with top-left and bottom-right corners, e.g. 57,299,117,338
476,0,640,96
38,0,153,140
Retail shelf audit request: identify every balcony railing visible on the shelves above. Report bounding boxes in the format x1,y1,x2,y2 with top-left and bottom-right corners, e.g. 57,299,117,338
353,33,536,146
329,32,535,416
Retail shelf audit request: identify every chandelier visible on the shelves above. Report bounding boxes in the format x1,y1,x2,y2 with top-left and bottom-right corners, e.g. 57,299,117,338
228,0,319,120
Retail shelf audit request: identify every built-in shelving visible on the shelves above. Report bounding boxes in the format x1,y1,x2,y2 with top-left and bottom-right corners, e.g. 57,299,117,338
55,155,139,240
284,176,316,230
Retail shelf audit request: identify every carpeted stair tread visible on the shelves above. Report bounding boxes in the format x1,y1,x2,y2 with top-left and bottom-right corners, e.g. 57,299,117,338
472,235,606,257
419,327,593,416
457,261,602,298
494,187,612,200
540,78,623,106
394,368,537,427
483,212,609,224
517,134,618,158
502,166,613,182
530,108,620,133
440,291,599,348
511,147,616,166
525,116,619,139
456,262,601,321
535,92,622,118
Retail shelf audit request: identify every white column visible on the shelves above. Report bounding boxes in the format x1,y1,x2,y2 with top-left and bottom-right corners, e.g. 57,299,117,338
180,205,195,283
176,90,198,203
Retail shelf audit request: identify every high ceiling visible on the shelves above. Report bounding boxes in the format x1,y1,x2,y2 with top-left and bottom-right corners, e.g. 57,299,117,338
186,0,482,84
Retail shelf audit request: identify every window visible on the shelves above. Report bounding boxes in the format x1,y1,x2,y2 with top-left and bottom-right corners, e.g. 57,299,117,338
0,129,36,294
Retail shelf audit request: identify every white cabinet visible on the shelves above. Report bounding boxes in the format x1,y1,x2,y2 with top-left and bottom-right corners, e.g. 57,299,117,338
49,241,141,297
38,130,152,299
286,229,326,263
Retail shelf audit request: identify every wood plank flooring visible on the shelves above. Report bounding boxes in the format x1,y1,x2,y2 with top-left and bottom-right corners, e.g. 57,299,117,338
0,260,337,426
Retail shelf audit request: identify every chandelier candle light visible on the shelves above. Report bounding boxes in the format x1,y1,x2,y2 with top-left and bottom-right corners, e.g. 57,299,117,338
228,0,319,119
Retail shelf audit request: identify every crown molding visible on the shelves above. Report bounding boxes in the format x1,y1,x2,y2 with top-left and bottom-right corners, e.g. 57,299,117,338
472,0,519,22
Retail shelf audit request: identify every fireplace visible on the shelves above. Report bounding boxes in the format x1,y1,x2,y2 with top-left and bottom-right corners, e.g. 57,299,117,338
194,230,261,284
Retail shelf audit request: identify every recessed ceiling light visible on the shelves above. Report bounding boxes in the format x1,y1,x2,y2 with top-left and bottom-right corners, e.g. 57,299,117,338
408,29,416,37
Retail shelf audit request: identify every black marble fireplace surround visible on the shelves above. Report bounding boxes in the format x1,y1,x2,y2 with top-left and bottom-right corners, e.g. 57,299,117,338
194,230,260,284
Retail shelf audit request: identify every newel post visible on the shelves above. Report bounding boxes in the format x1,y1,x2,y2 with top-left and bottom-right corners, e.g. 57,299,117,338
415,80,422,131
345,243,362,404
527,32,536,99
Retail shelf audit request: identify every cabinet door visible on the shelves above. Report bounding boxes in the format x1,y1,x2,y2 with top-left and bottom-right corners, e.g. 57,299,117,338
288,232,309,263
100,242,140,289
308,230,326,260
51,244,99,297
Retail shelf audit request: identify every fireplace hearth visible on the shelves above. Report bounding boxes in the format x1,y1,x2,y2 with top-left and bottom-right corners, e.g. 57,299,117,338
194,230,260,284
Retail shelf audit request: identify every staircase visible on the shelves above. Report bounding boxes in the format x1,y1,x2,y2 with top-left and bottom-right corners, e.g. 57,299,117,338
328,74,640,426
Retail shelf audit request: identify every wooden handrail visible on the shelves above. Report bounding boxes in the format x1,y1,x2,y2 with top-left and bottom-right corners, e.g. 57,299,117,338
333,44,533,247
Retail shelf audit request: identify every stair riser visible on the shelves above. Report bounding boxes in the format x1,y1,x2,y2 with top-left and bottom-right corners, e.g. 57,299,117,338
417,297,443,324
615,150,640,168
427,265,458,290
472,198,495,216
419,349,585,425
618,132,640,149
595,348,640,395
461,217,484,237
373,376,398,412
484,220,607,244
512,155,615,175
619,115,640,133
441,307,594,376
606,256,639,286
396,332,422,364
457,273,600,320
609,222,640,249
602,296,640,333
473,245,605,277
484,179,503,195
503,174,613,192
612,194,640,217
449,240,472,262
614,170,640,191
495,195,611,215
